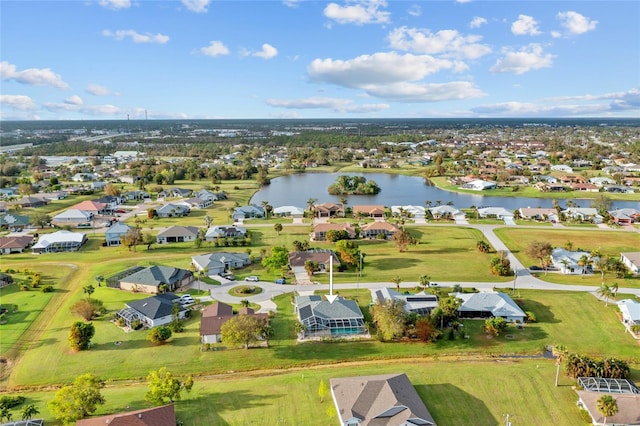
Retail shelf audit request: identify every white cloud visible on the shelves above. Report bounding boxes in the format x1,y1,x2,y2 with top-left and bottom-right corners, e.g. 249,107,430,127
511,14,541,36
43,101,121,116
266,97,389,113
99,0,131,10
64,95,84,105
490,44,554,74
199,40,230,57
282,0,301,7
308,52,456,87
387,27,491,60
546,88,640,110
102,29,170,44
0,61,69,89
469,16,487,29
551,30,562,39
0,95,36,111
557,11,598,35
362,81,485,102
324,0,390,25
181,0,211,13
253,44,279,59
407,5,421,17
455,0,472,3
86,84,116,96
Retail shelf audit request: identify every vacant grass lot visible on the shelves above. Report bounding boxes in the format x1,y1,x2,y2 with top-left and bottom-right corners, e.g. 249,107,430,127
494,227,640,287
3,358,629,426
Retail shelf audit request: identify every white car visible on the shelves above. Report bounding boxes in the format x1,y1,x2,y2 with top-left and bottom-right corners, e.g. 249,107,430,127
245,275,259,282
179,295,195,305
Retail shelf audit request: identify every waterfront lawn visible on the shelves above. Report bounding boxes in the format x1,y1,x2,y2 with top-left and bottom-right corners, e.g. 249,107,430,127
7,359,598,426
494,227,640,287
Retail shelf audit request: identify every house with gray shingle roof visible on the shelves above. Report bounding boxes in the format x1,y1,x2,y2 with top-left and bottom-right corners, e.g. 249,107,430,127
373,288,438,316
456,291,526,322
119,265,194,294
330,373,437,426
156,225,200,244
105,222,132,246
0,213,30,231
204,225,247,241
192,252,251,275
295,295,367,339
115,293,187,328
232,204,265,221
156,203,190,218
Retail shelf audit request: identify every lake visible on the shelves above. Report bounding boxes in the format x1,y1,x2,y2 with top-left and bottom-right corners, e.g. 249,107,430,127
250,172,640,210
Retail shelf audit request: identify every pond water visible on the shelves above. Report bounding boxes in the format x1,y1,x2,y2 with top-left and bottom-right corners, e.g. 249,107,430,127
250,172,639,210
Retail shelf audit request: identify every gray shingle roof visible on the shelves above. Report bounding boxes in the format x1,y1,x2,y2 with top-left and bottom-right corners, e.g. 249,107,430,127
121,265,191,288
126,293,185,320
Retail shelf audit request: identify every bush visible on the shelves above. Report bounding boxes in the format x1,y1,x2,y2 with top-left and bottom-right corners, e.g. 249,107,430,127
525,311,537,323
131,319,142,330
41,285,54,293
148,326,172,344
0,395,25,409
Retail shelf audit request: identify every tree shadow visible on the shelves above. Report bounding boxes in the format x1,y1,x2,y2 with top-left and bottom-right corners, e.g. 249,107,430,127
517,298,560,324
270,340,380,362
376,258,422,270
178,390,280,425
415,383,496,426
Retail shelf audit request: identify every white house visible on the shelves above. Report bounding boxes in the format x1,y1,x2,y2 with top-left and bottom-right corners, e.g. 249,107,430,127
456,291,526,322
52,209,94,225
372,287,438,315
461,179,497,191
32,230,87,254
192,252,251,275
550,248,597,275
477,207,514,219
621,252,640,275
561,208,603,223
115,293,187,328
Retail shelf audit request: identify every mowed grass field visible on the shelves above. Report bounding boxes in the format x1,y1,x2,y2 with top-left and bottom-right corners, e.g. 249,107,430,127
6,286,638,387
494,227,640,287
1,359,629,426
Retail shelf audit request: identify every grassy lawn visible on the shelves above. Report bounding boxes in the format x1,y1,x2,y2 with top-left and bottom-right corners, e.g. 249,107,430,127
494,227,640,288
1,358,620,425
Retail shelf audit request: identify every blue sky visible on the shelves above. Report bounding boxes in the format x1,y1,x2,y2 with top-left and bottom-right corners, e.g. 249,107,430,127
1,0,638,120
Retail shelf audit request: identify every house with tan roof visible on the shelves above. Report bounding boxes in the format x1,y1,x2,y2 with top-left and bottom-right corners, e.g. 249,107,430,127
314,202,343,218
311,223,356,241
71,200,108,214
352,205,385,219
621,253,640,275
330,373,437,426
289,249,340,271
518,207,559,222
76,404,176,426
360,221,399,239
0,235,34,254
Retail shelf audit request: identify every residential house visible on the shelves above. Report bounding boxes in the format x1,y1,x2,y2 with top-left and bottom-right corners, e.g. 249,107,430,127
194,189,219,202
71,200,108,215
373,287,438,315
313,202,343,218
609,209,640,225
550,164,573,173
562,207,603,223
456,291,526,322
0,202,8,214
289,249,340,272
0,272,14,287
52,209,94,226
461,179,497,191
551,248,597,275
604,184,635,194
570,183,599,192
617,299,640,332
311,223,356,241
200,301,268,344
192,252,251,275
118,265,194,293
575,379,640,426
390,205,425,219
104,222,132,246
115,293,187,328
428,205,463,220
330,373,437,426
232,204,265,221
589,177,616,187
621,252,640,275
295,295,367,339
273,205,305,217
72,172,97,182
518,208,559,222
15,195,47,208
205,225,247,241
559,174,586,184
352,205,386,219
76,404,176,426
360,221,399,239
93,195,123,209
477,207,514,219
125,189,150,201
90,181,107,191
32,230,87,254
156,225,200,244
182,196,212,209
0,235,34,254
156,203,190,218
0,213,30,231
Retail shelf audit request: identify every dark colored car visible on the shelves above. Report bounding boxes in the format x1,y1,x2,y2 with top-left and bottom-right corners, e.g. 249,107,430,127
274,278,286,284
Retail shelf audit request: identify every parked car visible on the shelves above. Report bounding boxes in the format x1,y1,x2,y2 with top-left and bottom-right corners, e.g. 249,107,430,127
180,294,195,305
245,275,259,282
274,278,286,285
221,272,235,281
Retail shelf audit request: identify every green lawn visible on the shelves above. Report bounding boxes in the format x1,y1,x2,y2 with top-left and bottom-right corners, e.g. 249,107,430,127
494,227,640,288
1,358,618,425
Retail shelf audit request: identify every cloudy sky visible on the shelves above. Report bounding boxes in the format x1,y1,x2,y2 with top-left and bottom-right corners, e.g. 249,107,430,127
1,0,638,120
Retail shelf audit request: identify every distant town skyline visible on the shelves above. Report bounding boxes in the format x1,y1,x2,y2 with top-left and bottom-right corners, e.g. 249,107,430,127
1,0,638,120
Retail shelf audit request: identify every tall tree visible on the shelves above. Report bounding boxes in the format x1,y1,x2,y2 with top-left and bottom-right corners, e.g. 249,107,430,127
371,299,407,341
68,321,95,351
596,284,614,306
596,395,618,426
525,241,553,267
83,284,95,301
48,373,105,424
390,276,402,292
21,404,39,420
203,214,213,228
221,315,267,349
261,246,289,272
392,229,417,252
273,223,283,236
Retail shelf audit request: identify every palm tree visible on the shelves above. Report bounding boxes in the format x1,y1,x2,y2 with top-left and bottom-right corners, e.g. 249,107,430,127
596,283,614,306
340,196,348,217
418,274,431,289
306,198,317,217
611,282,619,297
578,255,591,276
425,200,433,208
273,223,283,236
595,256,609,285
240,299,250,308
596,394,618,426
553,344,567,387
21,403,39,420
203,214,213,228
390,276,402,292
559,259,571,274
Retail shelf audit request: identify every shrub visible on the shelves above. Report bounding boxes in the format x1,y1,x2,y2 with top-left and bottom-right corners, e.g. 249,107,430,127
148,326,172,344
131,319,142,330
0,395,26,409
41,285,54,293
20,285,29,291
525,311,537,323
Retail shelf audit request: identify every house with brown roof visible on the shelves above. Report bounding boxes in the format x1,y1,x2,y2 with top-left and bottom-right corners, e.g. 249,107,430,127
576,385,640,426
360,221,399,239
518,207,559,222
352,205,385,219
314,202,343,218
0,235,34,254
288,249,340,272
330,373,437,426
76,403,176,426
200,301,268,344
621,252,640,275
311,223,356,241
